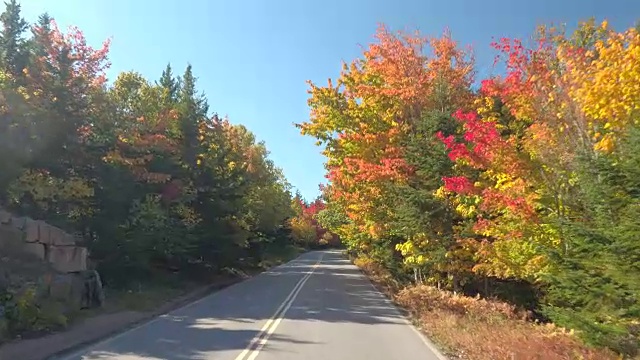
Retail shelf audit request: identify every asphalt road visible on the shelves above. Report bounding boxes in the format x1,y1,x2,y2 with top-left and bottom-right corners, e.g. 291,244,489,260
57,250,446,360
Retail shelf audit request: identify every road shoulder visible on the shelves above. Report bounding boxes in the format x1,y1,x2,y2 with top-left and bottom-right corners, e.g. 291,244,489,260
0,248,308,360
0,278,241,360
347,253,450,360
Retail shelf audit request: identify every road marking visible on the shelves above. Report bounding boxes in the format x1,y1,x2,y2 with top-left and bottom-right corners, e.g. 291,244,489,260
55,252,318,360
245,271,311,360
235,253,323,360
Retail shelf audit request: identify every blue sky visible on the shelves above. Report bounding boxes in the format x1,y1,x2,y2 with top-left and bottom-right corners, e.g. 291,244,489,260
21,0,639,201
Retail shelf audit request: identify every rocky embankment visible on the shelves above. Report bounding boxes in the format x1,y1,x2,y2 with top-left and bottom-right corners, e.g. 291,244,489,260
0,209,104,342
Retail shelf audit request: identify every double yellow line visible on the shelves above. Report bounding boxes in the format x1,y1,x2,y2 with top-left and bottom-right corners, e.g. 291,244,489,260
234,254,324,360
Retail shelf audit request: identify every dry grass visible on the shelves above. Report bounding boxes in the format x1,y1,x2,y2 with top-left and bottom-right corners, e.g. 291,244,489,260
352,256,621,360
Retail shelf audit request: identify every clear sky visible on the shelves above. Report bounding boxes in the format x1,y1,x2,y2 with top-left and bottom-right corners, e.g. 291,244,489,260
21,0,640,201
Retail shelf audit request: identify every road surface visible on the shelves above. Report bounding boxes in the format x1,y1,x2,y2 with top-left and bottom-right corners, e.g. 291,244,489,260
56,250,446,360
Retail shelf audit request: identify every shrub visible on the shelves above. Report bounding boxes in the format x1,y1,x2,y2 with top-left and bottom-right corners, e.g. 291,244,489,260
354,257,619,360
395,285,619,360
2,288,68,339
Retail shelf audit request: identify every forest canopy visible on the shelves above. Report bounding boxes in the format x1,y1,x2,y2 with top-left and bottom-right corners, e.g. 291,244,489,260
298,20,640,355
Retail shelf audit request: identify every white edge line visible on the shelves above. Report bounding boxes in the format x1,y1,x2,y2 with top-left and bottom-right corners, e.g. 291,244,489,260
56,252,318,360
358,269,449,360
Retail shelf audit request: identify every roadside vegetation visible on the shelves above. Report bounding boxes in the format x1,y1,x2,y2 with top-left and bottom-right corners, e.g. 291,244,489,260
301,19,640,359
1,0,638,358
356,257,620,359
0,0,334,343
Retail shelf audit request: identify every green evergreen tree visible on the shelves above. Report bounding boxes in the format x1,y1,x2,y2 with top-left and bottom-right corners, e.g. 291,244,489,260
178,64,208,169
30,13,52,58
0,0,28,78
158,62,180,104
385,107,464,286
543,127,640,355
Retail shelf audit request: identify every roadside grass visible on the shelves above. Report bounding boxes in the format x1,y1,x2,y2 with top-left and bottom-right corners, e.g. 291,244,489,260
72,245,305,321
1,244,307,346
67,276,201,323
97,283,194,313
351,256,620,360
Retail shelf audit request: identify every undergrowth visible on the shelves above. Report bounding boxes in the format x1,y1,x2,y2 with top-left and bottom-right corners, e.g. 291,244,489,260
353,256,622,360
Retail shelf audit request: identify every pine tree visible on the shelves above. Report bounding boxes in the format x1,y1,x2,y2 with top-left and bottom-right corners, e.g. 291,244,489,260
0,0,28,78
30,13,52,58
389,108,463,286
543,127,640,355
178,64,208,169
158,62,179,104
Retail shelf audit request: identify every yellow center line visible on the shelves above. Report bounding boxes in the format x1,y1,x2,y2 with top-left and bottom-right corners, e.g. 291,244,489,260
234,254,324,360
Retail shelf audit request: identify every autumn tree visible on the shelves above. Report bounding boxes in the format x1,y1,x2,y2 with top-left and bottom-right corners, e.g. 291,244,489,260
299,25,475,283
439,20,640,352
0,2,300,290
300,19,639,355
289,194,338,248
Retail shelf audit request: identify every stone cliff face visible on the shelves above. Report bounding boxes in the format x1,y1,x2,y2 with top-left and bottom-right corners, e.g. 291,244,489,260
0,210,88,274
0,208,104,330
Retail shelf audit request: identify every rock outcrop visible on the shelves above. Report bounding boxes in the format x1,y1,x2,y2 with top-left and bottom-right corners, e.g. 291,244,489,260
0,208,104,315
1,212,87,273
